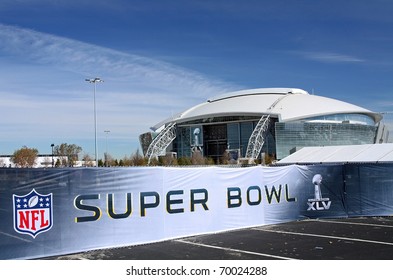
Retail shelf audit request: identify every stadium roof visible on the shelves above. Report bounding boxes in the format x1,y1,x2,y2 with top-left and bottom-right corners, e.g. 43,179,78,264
276,144,393,164
152,88,382,130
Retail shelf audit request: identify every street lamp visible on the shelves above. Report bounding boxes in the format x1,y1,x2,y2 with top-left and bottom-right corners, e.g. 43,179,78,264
85,77,104,167
51,143,55,167
104,130,110,166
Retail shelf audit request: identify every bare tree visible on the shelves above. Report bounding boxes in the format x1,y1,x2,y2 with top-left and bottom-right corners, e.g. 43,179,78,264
104,153,115,167
191,150,205,165
54,143,82,167
159,154,178,166
131,149,147,166
11,146,39,168
82,154,94,167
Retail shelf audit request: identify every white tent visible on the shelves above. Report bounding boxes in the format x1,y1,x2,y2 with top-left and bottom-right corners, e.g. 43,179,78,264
277,143,393,164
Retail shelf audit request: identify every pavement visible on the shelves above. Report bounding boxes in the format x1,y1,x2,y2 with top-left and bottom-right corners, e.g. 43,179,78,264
43,216,393,260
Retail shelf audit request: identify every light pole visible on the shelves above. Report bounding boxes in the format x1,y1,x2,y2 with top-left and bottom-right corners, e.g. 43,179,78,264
51,143,54,167
85,77,104,167
104,130,110,166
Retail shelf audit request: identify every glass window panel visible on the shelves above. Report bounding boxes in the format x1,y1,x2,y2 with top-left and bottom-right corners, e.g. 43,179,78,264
275,122,377,159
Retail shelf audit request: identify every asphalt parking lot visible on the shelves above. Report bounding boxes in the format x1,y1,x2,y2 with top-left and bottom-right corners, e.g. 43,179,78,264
43,216,393,260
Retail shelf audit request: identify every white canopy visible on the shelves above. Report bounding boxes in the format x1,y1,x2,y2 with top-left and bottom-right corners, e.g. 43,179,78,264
277,144,393,164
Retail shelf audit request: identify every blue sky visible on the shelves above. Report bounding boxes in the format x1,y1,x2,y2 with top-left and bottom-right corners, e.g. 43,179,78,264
0,0,392,159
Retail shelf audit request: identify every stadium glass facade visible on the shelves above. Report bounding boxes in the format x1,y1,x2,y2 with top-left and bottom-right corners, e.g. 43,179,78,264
275,122,377,159
274,113,378,159
171,113,378,161
173,117,277,162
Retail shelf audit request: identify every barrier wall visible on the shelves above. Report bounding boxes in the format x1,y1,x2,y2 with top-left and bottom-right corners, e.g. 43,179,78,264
0,164,392,259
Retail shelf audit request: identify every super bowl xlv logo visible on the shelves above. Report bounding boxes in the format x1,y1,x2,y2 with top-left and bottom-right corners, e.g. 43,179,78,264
13,189,53,238
307,174,331,211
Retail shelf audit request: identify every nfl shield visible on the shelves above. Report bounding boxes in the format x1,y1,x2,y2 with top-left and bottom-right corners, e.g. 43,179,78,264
13,189,53,238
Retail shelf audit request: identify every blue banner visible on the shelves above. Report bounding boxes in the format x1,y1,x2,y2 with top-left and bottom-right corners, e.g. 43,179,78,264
0,164,392,259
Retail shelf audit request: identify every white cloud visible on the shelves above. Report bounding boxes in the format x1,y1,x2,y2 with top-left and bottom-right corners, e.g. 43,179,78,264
293,51,365,64
0,24,233,93
0,23,237,157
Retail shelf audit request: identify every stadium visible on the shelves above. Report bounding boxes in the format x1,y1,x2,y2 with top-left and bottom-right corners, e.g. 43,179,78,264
4,88,393,260
140,88,389,163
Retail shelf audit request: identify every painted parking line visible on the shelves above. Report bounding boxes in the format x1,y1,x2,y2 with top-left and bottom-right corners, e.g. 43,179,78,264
306,219,393,228
176,239,298,260
254,228,393,246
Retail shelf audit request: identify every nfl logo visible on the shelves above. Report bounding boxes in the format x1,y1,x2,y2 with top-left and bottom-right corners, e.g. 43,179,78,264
13,189,53,238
